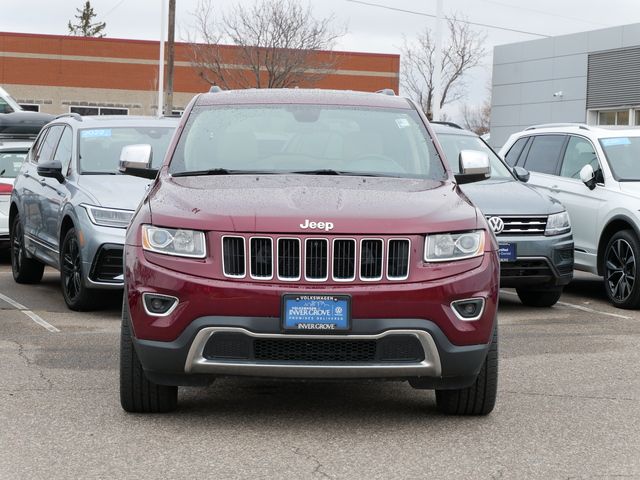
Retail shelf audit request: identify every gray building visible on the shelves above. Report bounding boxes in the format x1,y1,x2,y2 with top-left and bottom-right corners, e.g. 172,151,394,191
490,23,640,148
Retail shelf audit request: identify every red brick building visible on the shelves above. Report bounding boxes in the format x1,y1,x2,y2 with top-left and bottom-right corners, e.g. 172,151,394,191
0,32,400,115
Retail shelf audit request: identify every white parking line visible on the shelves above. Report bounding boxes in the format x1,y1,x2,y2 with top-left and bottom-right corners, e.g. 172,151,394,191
499,289,632,320
0,292,60,332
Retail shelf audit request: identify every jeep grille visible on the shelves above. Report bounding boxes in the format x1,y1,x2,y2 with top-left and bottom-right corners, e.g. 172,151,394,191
221,235,411,282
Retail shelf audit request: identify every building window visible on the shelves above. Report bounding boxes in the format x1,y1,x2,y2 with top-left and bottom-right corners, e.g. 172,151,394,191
19,104,40,112
636,110,640,125
69,106,129,116
597,110,629,126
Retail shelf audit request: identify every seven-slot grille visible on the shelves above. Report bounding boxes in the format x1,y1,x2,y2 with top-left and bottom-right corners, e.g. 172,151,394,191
488,216,548,236
222,235,411,282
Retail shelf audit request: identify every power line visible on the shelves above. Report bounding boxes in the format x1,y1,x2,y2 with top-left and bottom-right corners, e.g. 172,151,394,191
103,0,127,18
345,0,551,37
480,0,610,28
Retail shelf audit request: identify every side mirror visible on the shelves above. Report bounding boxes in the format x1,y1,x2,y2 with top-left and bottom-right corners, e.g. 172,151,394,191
118,144,157,179
455,150,490,184
513,166,530,182
580,164,596,190
37,159,64,183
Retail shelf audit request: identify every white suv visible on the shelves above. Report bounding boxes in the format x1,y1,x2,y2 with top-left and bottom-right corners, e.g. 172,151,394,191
500,124,640,309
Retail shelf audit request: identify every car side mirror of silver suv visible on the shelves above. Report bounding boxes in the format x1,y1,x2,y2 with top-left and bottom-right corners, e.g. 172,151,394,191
512,166,530,183
580,164,597,190
455,150,491,184
119,144,157,180
37,159,64,183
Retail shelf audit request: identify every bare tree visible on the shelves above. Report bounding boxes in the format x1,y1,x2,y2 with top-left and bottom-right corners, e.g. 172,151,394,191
188,0,345,89
401,15,486,119
461,98,491,136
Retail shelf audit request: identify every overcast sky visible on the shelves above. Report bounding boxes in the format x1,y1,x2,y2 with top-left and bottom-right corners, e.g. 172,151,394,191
3,0,640,121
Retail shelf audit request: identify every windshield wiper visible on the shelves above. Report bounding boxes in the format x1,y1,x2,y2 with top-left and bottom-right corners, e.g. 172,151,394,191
292,169,343,175
172,168,280,177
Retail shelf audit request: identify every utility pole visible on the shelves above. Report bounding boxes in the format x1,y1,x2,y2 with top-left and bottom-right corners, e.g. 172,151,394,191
157,0,166,117
432,0,443,121
164,0,176,116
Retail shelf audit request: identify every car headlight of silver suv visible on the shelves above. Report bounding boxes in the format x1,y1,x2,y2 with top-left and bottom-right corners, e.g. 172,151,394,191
142,225,207,258
82,205,134,228
545,211,571,236
424,230,485,262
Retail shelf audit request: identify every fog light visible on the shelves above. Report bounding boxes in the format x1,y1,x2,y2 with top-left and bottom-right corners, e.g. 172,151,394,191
143,293,179,316
451,298,485,321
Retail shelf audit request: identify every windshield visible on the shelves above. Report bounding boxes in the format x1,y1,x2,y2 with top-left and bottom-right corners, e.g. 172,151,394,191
169,105,445,179
0,150,27,178
599,137,640,181
79,127,174,174
437,132,513,180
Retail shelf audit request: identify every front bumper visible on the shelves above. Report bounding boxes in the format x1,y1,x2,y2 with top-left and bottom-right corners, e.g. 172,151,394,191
496,232,573,288
132,316,492,389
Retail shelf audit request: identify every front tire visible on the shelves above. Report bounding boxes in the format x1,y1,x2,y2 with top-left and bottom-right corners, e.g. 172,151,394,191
10,214,45,284
516,287,563,307
435,327,498,416
120,298,178,413
603,230,640,309
60,227,98,311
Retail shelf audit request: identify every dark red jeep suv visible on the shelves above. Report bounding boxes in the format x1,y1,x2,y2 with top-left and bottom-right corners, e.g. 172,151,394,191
119,89,500,415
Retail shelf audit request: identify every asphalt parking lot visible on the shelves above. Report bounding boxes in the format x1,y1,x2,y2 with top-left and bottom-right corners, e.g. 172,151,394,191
1,254,639,479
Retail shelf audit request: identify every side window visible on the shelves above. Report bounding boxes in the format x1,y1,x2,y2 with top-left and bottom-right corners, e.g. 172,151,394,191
29,128,49,163
34,125,64,164
523,135,566,175
53,127,73,174
504,137,528,166
560,136,598,179
0,96,14,114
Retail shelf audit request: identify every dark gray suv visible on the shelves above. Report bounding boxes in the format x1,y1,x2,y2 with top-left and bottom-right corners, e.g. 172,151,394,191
433,123,574,307
9,114,177,310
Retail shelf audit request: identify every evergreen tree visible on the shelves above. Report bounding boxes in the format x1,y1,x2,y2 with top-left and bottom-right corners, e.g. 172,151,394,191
68,1,106,37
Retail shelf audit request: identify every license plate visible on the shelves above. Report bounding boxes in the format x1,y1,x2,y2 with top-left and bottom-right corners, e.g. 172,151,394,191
281,294,351,332
498,243,517,262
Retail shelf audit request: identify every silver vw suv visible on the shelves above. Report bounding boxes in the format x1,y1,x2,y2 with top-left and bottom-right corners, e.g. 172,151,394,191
9,114,177,310
501,123,640,309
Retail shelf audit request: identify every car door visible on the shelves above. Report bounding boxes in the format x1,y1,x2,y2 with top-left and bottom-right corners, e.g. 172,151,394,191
24,125,64,264
519,135,567,197
552,135,608,270
40,126,73,254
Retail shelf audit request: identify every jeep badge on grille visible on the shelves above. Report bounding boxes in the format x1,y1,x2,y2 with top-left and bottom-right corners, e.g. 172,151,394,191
300,219,334,231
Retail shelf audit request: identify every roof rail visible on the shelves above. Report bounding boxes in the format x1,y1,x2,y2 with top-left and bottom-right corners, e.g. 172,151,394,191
55,112,83,122
431,121,463,129
376,88,395,96
524,123,590,131
209,85,223,93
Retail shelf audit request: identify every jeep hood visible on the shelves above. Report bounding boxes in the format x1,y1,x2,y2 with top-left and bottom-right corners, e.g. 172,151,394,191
149,175,479,235
77,174,151,210
460,179,564,216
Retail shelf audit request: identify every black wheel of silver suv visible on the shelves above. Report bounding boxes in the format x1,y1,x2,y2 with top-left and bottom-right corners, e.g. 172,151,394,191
60,227,98,311
10,214,45,284
604,230,640,309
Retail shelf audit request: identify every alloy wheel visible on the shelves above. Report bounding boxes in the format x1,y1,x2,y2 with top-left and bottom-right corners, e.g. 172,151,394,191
605,238,636,302
62,235,83,302
11,219,24,274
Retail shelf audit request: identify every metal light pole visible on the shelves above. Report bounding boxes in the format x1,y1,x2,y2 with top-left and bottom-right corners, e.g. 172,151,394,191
157,0,167,117
164,0,176,116
432,0,443,121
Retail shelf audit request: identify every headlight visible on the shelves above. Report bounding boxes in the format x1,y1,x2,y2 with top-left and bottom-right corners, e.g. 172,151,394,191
142,225,206,258
82,205,134,228
545,211,571,236
424,230,485,262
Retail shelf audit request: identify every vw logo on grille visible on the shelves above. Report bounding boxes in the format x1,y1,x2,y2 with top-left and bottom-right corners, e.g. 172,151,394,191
488,216,505,235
